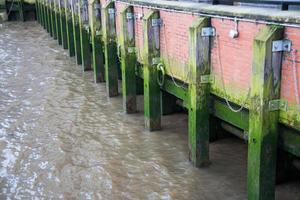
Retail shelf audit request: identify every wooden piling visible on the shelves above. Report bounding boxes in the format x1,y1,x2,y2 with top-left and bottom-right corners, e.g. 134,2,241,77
188,17,211,167
47,0,52,36
120,6,137,113
55,0,62,45
61,1,68,49
72,0,82,64
143,10,161,131
102,1,119,97
66,0,75,57
247,25,283,200
50,0,57,39
79,0,92,71
89,0,105,82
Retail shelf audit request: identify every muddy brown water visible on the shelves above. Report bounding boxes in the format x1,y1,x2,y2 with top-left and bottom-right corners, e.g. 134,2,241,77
0,22,299,200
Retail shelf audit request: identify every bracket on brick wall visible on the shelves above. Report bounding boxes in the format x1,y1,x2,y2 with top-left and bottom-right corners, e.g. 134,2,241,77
200,74,214,84
152,19,163,27
272,39,292,52
201,27,216,37
268,99,288,111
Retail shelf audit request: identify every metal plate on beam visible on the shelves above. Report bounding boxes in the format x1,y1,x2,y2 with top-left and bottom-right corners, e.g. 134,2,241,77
201,27,216,37
272,40,291,52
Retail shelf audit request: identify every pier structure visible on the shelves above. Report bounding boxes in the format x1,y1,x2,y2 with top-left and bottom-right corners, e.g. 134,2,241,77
35,0,300,199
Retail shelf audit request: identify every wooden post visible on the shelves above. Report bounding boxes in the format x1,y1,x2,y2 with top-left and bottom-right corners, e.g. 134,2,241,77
61,0,68,49
79,0,92,71
120,6,137,113
143,10,161,131
36,0,40,23
47,0,52,35
89,0,105,82
43,0,48,29
66,0,75,56
39,0,43,25
247,25,283,200
72,0,82,64
43,0,48,30
102,1,118,97
55,0,62,45
188,17,211,167
51,0,57,39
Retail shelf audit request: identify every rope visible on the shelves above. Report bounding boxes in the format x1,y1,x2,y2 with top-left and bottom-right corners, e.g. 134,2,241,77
216,34,251,113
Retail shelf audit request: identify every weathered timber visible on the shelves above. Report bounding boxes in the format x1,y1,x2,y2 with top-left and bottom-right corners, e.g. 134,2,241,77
61,6,68,49
120,6,137,113
36,0,40,23
66,0,75,57
188,17,211,167
143,10,161,131
50,0,57,39
79,0,92,71
72,0,82,64
47,0,52,35
89,0,105,82
103,1,119,97
247,25,283,200
55,0,62,45
43,0,47,29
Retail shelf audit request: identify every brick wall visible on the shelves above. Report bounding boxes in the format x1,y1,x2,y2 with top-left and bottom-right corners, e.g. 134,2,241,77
113,1,300,119
282,27,300,105
211,19,265,98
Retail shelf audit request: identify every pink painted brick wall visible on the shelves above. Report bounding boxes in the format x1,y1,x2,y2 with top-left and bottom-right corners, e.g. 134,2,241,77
211,19,265,97
159,11,196,68
281,27,300,105
114,1,300,107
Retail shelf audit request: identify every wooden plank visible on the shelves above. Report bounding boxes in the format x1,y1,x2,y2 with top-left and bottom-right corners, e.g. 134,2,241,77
143,10,161,131
102,1,119,97
72,0,82,64
247,25,283,200
79,0,91,70
89,0,105,82
66,0,75,57
120,5,137,113
188,17,211,167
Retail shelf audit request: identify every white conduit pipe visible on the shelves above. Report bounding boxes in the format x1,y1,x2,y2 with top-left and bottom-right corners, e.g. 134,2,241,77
115,0,300,28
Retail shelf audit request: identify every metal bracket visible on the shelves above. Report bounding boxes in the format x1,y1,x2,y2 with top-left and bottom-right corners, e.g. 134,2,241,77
200,74,214,84
152,57,161,65
268,99,288,111
152,19,163,27
127,47,136,54
126,12,134,20
272,40,292,52
108,8,115,14
201,27,216,37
